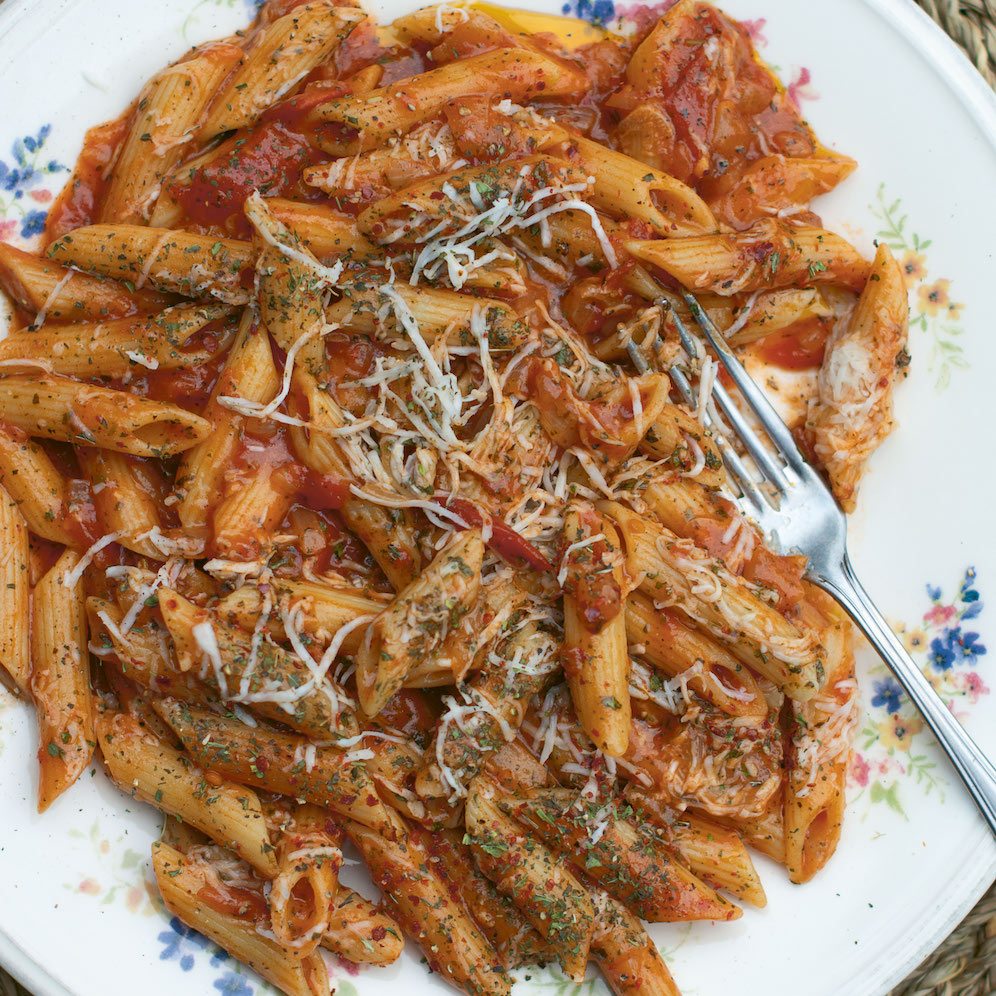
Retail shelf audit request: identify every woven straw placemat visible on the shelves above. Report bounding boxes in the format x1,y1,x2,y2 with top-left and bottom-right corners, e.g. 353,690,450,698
0,2,994,995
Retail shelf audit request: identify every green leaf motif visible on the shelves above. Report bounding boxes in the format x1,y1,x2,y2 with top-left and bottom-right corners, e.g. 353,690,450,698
868,183,968,392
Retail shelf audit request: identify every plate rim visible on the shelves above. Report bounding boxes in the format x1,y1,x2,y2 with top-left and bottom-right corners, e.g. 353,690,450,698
0,0,994,994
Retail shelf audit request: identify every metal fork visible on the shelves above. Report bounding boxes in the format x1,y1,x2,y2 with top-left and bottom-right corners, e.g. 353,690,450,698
635,293,996,834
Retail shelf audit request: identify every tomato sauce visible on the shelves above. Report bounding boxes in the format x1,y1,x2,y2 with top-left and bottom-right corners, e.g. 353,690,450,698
755,314,833,370
45,113,131,242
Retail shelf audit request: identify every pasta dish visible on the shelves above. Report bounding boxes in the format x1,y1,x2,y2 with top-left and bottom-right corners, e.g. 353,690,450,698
0,1,910,994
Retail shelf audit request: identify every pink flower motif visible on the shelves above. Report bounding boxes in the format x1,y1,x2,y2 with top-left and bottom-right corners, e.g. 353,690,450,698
965,672,990,703
0,220,16,241
29,189,52,204
614,0,680,33
99,839,110,854
849,753,869,787
78,878,100,895
125,884,145,912
787,66,819,108
740,18,767,47
924,604,957,626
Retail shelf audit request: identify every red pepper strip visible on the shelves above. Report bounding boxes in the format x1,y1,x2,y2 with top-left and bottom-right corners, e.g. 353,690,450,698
439,497,554,573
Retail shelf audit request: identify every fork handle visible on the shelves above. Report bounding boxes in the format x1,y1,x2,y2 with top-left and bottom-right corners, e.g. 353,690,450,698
813,554,996,835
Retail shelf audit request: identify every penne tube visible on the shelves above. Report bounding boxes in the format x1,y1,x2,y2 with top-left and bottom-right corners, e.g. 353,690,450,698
362,735,459,829
808,242,909,512
155,699,392,833
152,842,329,996
199,4,364,138
784,591,857,883
640,402,725,489
708,154,858,231
348,814,512,995
0,303,232,378
215,579,385,653
0,483,30,693
415,604,558,800
264,198,376,261
603,501,824,700
308,47,589,154
590,890,682,996
101,42,243,223
212,471,295,563
327,281,528,351
571,135,716,236
0,424,85,547
561,505,631,757
158,588,358,738
341,498,422,591
626,219,870,296
431,826,551,971
498,788,741,923
320,888,404,965
97,710,278,876
175,310,277,532
48,226,254,305
623,787,767,908
356,527,484,716
268,803,343,955
0,241,173,321
30,549,91,812
76,451,165,559
625,592,766,720
465,779,595,982
0,375,212,458
87,596,219,709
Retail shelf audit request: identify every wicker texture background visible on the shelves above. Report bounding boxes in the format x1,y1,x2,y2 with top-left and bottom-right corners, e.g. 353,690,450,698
1,1,995,995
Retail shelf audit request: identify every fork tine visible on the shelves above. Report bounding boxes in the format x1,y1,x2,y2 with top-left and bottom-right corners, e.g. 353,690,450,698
682,292,808,476
669,307,792,490
667,364,770,510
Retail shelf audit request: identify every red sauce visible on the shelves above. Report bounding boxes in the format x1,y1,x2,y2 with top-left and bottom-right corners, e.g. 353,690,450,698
196,882,269,923
169,121,325,234
334,19,426,84
755,315,832,370
45,113,130,241
374,688,441,741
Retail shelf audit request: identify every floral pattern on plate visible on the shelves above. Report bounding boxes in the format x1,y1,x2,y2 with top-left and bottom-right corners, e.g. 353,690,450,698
869,184,967,391
849,568,987,817
0,125,66,243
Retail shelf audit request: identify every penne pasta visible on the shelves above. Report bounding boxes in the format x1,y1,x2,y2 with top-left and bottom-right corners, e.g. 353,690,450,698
155,699,392,833
48,226,254,304
308,48,589,154
0,484,30,693
199,4,364,138
97,710,278,876
348,813,512,995
356,527,484,716
101,43,243,223
0,375,212,457
561,505,631,756
30,549,91,812
604,501,824,700
320,887,404,965
0,240,173,321
0,303,232,378
152,842,330,996
626,220,870,296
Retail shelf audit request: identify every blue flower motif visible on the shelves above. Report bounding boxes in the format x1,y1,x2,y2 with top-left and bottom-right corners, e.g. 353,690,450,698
561,0,616,26
157,916,210,972
213,972,254,996
243,0,266,15
20,210,46,239
871,677,904,713
954,630,987,667
926,583,942,601
210,945,232,969
929,634,956,671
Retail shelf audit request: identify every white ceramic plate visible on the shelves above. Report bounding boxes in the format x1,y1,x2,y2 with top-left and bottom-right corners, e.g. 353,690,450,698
0,1,994,995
